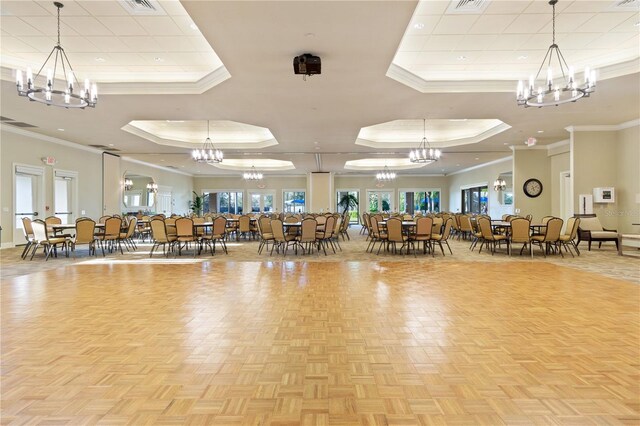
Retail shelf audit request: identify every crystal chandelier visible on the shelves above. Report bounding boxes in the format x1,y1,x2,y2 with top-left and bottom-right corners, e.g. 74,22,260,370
192,120,223,164
146,182,158,193
493,177,507,191
124,178,133,191
409,119,441,163
243,166,263,181
516,0,596,108
376,166,396,181
15,2,97,109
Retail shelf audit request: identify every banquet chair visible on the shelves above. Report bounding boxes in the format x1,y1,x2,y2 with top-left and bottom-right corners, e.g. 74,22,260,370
477,217,508,255
20,217,37,259
559,217,581,257
119,217,138,251
70,218,97,257
175,217,197,257
431,218,454,257
431,216,443,236
210,216,228,254
339,213,351,240
330,216,343,251
297,218,318,255
316,215,336,255
238,215,253,240
98,216,123,256
149,218,177,257
509,217,532,257
386,217,412,255
257,217,274,254
458,215,473,240
29,219,70,261
367,216,388,255
271,219,298,256
412,216,433,255
531,217,564,258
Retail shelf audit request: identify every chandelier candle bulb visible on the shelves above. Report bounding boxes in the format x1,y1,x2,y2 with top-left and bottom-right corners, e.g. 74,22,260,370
26,68,33,87
16,70,23,90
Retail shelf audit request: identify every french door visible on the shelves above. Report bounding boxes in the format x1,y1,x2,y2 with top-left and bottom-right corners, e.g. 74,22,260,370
13,164,44,245
53,170,78,224
367,190,393,213
249,191,275,213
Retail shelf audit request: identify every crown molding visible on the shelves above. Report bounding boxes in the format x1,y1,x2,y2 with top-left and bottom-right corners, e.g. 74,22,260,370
1,65,231,95
510,145,548,151
386,59,639,94
1,124,104,155
121,157,194,177
565,118,640,133
335,173,446,177
447,156,512,176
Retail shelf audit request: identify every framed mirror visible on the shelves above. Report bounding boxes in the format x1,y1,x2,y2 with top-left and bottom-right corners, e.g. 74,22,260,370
123,172,156,209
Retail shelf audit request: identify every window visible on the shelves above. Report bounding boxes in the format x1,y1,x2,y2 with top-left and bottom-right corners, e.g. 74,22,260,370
283,191,306,213
398,190,440,214
336,190,359,223
462,186,489,215
249,192,275,213
367,191,393,213
203,191,244,214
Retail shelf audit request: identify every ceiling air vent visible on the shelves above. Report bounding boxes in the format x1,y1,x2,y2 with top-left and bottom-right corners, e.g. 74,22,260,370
0,116,15,122
118,0,165,15
6,121,37,128
446,0,490,14
612,0,639,9
89,144,109,149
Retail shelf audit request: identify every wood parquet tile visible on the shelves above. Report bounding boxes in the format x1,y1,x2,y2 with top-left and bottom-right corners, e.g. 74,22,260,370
1,261,639,425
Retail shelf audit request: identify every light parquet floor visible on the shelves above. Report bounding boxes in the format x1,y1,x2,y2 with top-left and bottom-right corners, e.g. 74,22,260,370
1,256,639,424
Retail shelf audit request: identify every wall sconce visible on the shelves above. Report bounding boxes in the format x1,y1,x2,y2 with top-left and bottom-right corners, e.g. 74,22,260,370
124,178,133,191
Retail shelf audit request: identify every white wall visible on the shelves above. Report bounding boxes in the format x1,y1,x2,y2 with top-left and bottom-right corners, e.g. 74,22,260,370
447,158,513,218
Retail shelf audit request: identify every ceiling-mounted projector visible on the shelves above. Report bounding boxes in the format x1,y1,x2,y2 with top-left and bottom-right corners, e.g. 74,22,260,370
293,53,321,76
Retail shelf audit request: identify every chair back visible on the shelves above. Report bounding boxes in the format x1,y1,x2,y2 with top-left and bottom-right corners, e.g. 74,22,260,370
175,217,194,238
415,216,433,237
386,218,404,243
123,217,137,238
543,217,563,242
300,218,317,242
510,218,530,243
45,216,62,226
440,218,453,241
271,219,286,242
541,215,554,225
432,217,443,235
323,216,336,238
370,216,381,237
459,215,472,232
403,214,413,221
316,215,327,226
567,217,580,239
239,215,251,233
31,220,49,243
75,219,96,244
259,217,272,234
22,217,34,239
525,214,533,222
333,217,342,235
150,219,169,243
99,215,111,224
213,216,227,236
477,217,495,239
104,217,122,237
192,216,205,236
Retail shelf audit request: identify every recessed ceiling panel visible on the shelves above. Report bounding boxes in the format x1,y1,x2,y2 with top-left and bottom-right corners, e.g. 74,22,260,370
390,0,639,89
356,119,511,149
211,159,295,171
344,158,427,171
0,0,226,85
122,120,278,149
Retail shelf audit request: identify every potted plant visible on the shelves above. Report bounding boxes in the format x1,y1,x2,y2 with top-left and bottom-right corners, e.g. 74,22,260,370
338,193,358,216
190,191,204,216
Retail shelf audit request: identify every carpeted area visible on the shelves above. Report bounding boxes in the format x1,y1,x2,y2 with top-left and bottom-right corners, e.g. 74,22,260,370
1,225,637,284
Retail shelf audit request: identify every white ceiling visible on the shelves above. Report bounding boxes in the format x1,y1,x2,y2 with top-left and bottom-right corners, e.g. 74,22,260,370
0,0,639,176
0,0,224,83
394,0,639,81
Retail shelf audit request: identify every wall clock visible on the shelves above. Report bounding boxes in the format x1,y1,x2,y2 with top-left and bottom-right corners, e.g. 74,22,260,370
523,178,543,198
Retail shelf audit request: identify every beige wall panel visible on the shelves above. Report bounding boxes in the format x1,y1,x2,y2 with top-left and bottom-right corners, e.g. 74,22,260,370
513,149,551,221
572,130,618,230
